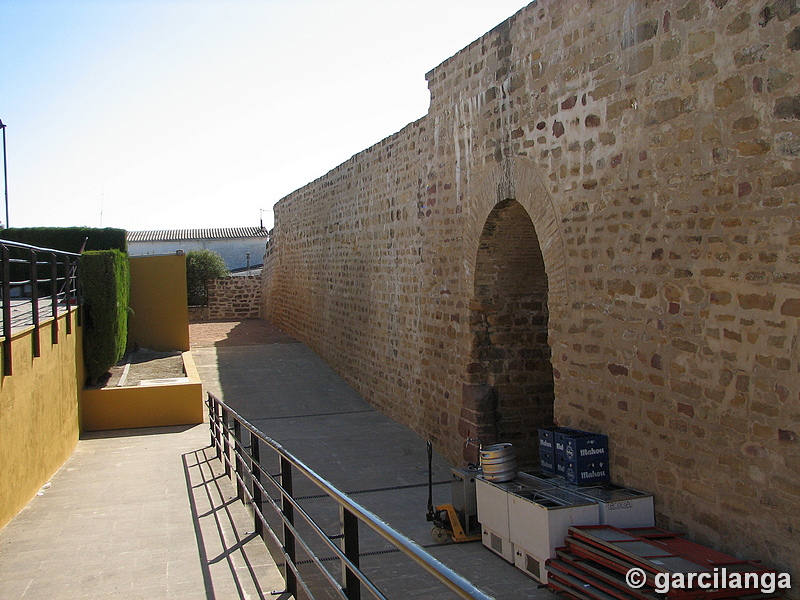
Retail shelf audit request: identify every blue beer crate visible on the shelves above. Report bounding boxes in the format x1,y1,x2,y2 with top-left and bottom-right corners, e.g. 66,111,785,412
553,427,584,456
539,449,555,474
564,432,608,463
539,427,581,456
555,454,609,485
538,428,555,453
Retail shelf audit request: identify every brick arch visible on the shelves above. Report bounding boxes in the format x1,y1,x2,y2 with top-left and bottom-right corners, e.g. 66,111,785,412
461,158,567,304
459,158,564,467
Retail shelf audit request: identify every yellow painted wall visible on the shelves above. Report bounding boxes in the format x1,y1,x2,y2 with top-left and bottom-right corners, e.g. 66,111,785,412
81,351,203,431
128,254,190,351
0,310,83,530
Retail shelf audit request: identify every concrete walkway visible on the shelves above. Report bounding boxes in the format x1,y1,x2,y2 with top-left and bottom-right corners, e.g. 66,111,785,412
0,321,557,599
0,424,286,600
191,328,557,600
3,297,73,334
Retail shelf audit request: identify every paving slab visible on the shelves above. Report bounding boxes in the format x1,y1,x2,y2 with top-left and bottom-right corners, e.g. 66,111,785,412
0,423,286,600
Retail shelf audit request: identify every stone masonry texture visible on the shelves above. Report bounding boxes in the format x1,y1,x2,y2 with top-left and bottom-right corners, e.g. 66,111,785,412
261,0,800,584
207,276,261,320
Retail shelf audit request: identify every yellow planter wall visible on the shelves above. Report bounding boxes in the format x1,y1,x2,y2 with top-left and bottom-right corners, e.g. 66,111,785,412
0,310,83,530
81,351,203,431
128,254,190,351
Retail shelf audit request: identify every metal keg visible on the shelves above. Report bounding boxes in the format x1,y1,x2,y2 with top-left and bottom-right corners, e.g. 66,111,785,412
480,443,517,482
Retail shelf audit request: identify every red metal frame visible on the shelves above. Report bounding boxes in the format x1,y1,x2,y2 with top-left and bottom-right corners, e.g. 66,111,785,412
548,526,779,600
566,538,659,585
548,570,619,600
554,549,656,600
549,558,642,600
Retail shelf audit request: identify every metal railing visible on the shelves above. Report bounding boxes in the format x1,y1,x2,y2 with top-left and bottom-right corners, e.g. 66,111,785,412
0,239,81,375
207,392,495,600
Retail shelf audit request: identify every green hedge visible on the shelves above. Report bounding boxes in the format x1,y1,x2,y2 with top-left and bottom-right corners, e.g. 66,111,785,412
0,227,127,253
0,227,127,287
80,250,130,383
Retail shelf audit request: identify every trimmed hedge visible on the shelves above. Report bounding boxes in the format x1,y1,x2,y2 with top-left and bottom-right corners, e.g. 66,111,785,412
0,227,127,253
80,250,130,383
0,227,125,286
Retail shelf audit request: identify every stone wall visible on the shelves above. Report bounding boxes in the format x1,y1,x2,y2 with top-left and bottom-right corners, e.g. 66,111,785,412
208,276,261,320
262,0,800,582
188,305,209,321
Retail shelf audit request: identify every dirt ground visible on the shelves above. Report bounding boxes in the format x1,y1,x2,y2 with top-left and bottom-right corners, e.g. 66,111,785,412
91,319,297,388
189,318,298,347
91,320,295,389
92,349,185,389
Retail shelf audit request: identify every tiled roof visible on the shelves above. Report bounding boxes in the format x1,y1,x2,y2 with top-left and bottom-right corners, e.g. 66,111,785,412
127,227,269,243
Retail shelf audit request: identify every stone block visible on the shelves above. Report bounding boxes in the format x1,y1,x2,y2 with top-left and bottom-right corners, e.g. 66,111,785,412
689,57,717,83
621,19,659,49
688,31,715,54
714,76,746,108
789,26,800,51
780,298,800,316
737,292,776,311
726,12,751,35
627,46,654,76
646,96,692,125
774,95,800,120
736,140,771,156
677,1,700,21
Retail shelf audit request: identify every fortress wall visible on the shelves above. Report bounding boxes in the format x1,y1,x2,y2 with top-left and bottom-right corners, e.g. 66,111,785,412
263,0,800,579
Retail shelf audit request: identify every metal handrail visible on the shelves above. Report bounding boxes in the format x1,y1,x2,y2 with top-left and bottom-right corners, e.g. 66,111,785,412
0,238,81,375
0,238,82,256
207,392,496,600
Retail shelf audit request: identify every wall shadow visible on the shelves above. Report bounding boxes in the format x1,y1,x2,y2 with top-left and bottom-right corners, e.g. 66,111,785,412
81,423,195,440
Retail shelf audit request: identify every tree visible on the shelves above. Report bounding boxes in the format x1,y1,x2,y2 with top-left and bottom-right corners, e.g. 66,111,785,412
186,249,228,305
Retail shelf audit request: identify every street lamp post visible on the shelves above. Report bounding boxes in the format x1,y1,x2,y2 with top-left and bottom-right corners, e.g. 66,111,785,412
0,120,7,228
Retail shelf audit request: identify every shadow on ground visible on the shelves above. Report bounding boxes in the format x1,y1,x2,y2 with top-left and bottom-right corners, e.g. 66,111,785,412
182,445,291,600
0,424,287,600
189,318,556,600
190,319,299,347
81,423,195,439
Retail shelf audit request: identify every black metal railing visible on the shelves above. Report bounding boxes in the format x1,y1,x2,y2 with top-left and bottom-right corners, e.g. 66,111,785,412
0,239,81,375
207,392,494,600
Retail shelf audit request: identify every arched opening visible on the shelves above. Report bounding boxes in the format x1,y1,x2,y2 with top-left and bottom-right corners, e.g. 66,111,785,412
462,199,555,469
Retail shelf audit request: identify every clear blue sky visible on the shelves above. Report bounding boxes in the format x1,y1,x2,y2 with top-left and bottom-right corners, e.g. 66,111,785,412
0,0,529,232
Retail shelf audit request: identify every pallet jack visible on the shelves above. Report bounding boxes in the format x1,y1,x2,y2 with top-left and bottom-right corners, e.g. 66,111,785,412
425,440,482,543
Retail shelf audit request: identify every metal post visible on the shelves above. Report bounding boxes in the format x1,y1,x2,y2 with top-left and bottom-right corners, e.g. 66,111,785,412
30,250,39,357
251,437,263,537
280,456,297,599
207,394,215,450
1,120,8,228
1,244,12,375
340,507,362,600
75,257,82,327
213,400,222,460
222,406,231,477
50,253,58,344
64,257,72,335
233,420,244,501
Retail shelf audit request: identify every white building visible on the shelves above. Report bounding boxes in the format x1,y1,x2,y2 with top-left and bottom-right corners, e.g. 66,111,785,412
127,227,269,272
